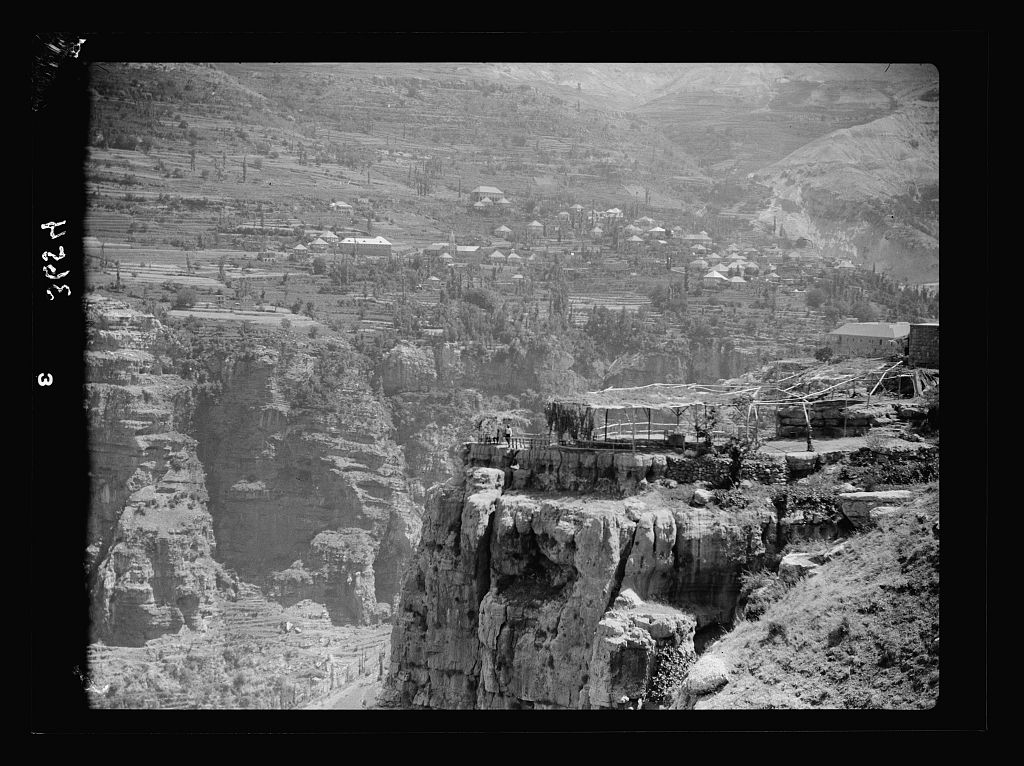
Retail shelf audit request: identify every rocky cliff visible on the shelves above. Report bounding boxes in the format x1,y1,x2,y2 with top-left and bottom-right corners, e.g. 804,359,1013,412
87,296,235,646
671,488,939,710
381,450,798,709
87,297,423,647
602,345,761,388
193,336,421,626
379,339,761,506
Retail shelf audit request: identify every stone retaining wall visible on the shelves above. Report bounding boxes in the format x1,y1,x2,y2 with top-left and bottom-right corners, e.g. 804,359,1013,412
465,443,798,495
776,399,898,438
908,324,939,368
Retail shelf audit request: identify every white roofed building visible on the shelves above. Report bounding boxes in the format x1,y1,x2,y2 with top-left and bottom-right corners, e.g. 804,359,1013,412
339,236,392,258
702,270,729,289
471,185,504,202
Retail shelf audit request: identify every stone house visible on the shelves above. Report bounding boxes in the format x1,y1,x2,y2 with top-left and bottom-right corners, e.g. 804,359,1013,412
470,186,504,203
826,322,911,357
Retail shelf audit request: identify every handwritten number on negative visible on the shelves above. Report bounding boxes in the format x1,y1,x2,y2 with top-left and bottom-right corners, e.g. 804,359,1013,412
44,264,70,280
40,221,67,239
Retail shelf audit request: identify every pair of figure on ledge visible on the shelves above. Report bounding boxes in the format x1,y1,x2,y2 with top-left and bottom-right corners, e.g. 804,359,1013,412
495,421,512,447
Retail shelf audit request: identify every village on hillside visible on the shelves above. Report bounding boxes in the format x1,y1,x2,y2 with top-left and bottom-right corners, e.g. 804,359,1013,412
49,57,954,716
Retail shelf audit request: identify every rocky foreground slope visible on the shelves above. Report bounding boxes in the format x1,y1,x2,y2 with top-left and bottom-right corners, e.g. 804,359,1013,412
673,486,939,710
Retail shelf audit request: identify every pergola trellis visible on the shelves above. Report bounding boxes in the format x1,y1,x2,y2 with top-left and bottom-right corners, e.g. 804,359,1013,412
544,358,927,451
545,382,762,449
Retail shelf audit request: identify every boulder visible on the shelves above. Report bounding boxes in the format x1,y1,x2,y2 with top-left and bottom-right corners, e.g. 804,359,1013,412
690,488,715,507
822,541,848,561
896,404,928,421
785,451,820,472
839,490,914,529
613,588,644,610
868,505,904,524
779,552,821,584
682,655,729,696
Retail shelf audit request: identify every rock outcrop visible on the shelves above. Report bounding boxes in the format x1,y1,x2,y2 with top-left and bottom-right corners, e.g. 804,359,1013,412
87,296,423,645
382,459,782,709
381,343,437,395
87,296,235,646
838,490,914,530
192,335,421,625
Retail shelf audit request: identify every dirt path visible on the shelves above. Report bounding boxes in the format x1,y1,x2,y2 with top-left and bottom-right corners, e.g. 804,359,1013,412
303,677,384,710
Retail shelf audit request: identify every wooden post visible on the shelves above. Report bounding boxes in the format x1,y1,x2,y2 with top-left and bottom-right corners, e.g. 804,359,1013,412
802,401,814,451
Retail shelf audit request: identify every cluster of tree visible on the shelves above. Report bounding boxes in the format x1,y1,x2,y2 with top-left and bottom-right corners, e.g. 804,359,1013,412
814,270,939,324
649,281,688,317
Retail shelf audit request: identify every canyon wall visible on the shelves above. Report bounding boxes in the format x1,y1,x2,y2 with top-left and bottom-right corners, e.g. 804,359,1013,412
193,337,421,626
379,339,764,506
87,297,423,646
381,447,798,709
87,297,235,646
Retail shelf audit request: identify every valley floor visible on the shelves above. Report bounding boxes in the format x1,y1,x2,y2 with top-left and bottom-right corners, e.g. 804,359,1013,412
88,584,390,710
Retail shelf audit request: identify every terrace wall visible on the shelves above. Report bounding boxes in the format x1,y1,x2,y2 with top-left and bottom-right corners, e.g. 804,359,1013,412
775,398,889,438
463,442,789,496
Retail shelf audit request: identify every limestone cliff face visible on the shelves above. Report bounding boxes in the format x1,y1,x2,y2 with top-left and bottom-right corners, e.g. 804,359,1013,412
381,343,437,395
193,337,421,625
86,296,234,646
382,460,781,709
87,296,423,646
379,340,758,512
603,347,761,388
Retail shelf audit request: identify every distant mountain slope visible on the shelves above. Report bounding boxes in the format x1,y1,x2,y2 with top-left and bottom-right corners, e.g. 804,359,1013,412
756,105,938,199
470,63,936,114
635,64,937,174
752,103,939,283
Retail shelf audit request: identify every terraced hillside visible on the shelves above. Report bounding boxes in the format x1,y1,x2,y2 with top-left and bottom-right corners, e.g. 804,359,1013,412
79,61,941,710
